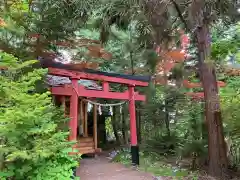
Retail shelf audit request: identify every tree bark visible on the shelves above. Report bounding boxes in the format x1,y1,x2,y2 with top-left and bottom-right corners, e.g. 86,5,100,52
121,108,126,144
98,115,107,145
196,24,228,178
164,100,170,137
112,107,120,144
201,102,208,140
121,105,128,144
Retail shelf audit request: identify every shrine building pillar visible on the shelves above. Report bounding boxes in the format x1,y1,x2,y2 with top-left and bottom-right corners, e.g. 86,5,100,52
69,78,78,141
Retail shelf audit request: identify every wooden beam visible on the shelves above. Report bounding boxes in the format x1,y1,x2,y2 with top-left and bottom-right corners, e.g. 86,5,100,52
50,85,72,96
84,102,88,137
48,67,149,87
93,104,98,149
51,86,146,101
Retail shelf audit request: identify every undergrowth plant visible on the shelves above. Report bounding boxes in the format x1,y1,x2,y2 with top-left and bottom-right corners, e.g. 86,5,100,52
221,76,240,169
0,52,80,180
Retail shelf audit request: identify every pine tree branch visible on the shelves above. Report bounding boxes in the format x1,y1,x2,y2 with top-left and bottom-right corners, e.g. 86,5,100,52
170,0,190,32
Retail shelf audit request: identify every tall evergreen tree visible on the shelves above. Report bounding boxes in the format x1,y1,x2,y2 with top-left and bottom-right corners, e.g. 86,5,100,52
93,0,239,178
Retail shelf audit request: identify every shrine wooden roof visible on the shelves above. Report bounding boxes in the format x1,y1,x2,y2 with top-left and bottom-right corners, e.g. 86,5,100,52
40,59,151,83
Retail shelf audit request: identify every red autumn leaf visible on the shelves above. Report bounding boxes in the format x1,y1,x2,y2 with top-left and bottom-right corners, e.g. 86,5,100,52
28,33,41,38
0,18,7,27
55,41,72,47
86,50,101,58
77,38,100,44
0,66,8,70
154,76,167,85
183,80,226,88
163,62,175,72
217,81,226,87
86,62,99,69
166,50,185,62
100,52,112,60
183,80,202,88
155,46,161,55
87,45,102,52
70,62,87,70
180,34,190,49
186,92,204,99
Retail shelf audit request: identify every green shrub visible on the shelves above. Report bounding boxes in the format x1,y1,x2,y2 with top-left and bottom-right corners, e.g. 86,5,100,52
0,52,80,179
143,131,180,155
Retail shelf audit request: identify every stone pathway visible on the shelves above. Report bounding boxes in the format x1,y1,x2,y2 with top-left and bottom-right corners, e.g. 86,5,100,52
76,155,154,180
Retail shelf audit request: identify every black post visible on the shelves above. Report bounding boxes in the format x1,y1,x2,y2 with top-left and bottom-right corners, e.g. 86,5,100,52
131,145,139,165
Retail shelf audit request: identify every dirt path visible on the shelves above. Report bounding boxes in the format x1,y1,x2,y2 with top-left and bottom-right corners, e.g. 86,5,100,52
76,155,154,180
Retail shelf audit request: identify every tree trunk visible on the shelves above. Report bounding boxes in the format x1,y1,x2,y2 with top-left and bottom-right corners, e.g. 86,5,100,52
112,107,120,144
98,115,107,145
196,24,228,178
164,100,170,137
201,102,208,140
122,105,128,144
201,63,228,176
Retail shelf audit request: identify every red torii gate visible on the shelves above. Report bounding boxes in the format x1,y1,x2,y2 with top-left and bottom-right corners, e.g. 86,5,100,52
47,64,150,165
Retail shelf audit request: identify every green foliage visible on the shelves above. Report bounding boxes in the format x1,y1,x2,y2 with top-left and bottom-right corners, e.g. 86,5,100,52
27,155,79,180
221,76,240,167
211,22,240,63
141,84,208,166
0,52,80,179
75,21,150,74
143,131,180,155
0,0,238,178
105,116,116,141
112,148,132,165
0,0,96,59
210,23,240,168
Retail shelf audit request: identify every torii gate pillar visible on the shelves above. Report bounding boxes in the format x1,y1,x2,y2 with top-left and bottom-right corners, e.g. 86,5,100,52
129,86,139,165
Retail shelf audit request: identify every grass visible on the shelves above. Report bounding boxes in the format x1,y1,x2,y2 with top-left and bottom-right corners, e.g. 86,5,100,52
139,158,188,177
112,150,198,179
